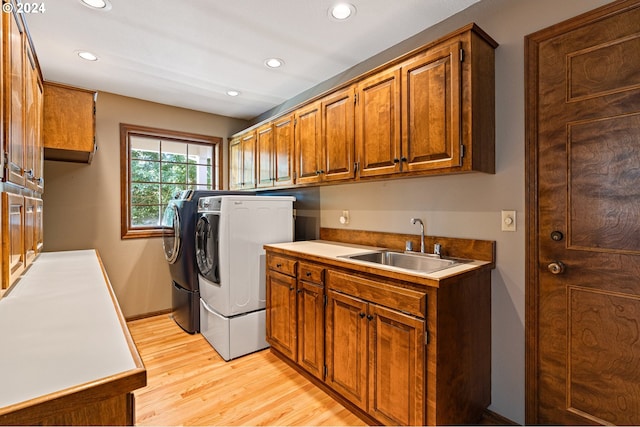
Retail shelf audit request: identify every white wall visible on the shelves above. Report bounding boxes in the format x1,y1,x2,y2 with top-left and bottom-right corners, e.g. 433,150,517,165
318,0,613,424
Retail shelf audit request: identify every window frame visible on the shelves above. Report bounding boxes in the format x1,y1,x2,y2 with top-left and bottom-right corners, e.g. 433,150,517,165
120,123,222,239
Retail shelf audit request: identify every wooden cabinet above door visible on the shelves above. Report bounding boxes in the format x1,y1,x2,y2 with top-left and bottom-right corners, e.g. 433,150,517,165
43,82,97,164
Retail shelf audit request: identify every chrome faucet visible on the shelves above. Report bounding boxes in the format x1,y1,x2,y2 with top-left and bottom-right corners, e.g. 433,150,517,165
410,218,425,253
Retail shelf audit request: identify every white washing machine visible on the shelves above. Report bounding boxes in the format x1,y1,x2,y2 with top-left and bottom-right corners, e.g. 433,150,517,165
195,195,295,360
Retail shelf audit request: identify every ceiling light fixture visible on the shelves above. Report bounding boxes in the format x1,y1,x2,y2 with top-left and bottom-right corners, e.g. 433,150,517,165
77,51,98,61
329,3,356,21
226,90,240,97
264,58,284,69
79,0,112,11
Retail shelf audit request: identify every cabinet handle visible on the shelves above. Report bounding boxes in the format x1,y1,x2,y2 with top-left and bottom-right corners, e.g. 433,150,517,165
297,289,302,294
306,271,312,277
289,286,295,291
367,314,374,321
393,158,400,163
359,312,366,318
401,157,407,162
276,263,282,268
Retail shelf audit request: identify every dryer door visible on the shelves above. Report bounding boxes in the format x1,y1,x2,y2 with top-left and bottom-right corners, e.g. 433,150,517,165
195,213,220,284
162,203,181,264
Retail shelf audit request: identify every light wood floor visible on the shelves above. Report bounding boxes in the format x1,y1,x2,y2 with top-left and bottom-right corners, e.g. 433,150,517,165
127,314,367,426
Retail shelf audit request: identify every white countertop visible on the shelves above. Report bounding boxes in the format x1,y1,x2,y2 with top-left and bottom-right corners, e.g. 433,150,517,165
265,240,490,281
0,250,139,408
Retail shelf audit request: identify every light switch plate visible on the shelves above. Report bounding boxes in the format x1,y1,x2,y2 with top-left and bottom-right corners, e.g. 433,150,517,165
501,210,516,232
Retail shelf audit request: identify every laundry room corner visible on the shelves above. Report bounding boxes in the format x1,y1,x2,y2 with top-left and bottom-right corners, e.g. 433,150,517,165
43,92,249,319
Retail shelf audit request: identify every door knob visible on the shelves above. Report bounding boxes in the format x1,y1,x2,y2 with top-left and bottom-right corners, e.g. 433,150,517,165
547,261,565,275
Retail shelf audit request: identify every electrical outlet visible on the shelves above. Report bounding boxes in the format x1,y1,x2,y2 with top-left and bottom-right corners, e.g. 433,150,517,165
501,210,516,232
339,210,350,225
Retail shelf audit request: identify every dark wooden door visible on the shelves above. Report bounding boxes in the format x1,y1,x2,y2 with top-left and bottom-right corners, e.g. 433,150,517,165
526,1,640,425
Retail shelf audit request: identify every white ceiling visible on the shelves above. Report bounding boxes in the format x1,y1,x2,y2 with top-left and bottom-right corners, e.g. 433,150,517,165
25,0,480,120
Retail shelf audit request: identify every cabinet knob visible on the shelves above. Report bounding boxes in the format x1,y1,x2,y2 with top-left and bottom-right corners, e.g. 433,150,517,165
306,271,312,277
359,312,366,318
393,158,400,163
289,286,295,291
276,263,282,268
367,314,374,321
401,157,407,162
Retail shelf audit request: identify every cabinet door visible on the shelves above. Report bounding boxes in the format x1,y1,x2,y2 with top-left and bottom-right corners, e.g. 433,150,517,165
241,131,256,189
273,115,294,186
2,192,25,289
24,196,36,266
24,42,43,192
266,271,297,360
5,7,25,187
368,303,425,426
35,198,43,253
322,87,355,182
228,136,242,190
326,289,368,411
294,102,322,185
296,281,324,380
356,67,402,178
256,123,274,188
401,42,462,172
43,82,97,162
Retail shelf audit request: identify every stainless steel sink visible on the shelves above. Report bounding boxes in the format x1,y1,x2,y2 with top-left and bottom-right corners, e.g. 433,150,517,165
340,250,464,274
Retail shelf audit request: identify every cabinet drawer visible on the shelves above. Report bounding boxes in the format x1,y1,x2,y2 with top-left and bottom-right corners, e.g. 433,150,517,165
267,254,297,277
298,262,325,285
327,270,426,318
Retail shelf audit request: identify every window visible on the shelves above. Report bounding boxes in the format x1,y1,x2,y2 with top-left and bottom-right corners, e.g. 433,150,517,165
120,123,221,239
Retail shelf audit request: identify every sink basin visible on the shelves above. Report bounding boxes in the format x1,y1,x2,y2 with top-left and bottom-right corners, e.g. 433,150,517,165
340,250,463,274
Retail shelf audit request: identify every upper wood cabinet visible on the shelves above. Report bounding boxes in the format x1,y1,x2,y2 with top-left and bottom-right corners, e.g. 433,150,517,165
355,66,402,178
294,101,322,185
321,87,356,182
401,42,462,173
272,115,295,187
229,24,496,190
43,82,97,163
4,5,26,187
256,115,295,188
24,41,43,192
228,131,256,190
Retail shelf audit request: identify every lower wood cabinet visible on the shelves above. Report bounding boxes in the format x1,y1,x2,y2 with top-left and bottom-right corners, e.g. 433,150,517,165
1,192,43,289
265,248,491,426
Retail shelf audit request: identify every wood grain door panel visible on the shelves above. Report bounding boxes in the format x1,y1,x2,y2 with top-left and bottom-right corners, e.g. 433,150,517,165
256,124,274,188
527,1,640,424
266,271,297,360
273,115,295,186
296,281,324,379
326,289,368,411
368,304,425,426
295,102,322,184
322,88,355,182
356,68,401,177
401,42,461,172
241,132,256,189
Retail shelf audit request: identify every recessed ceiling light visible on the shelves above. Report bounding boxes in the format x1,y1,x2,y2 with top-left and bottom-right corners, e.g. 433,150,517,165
80,0,112,11
264,58,284,69
77,51,98,61
329,3,356,21
226,90,240,97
